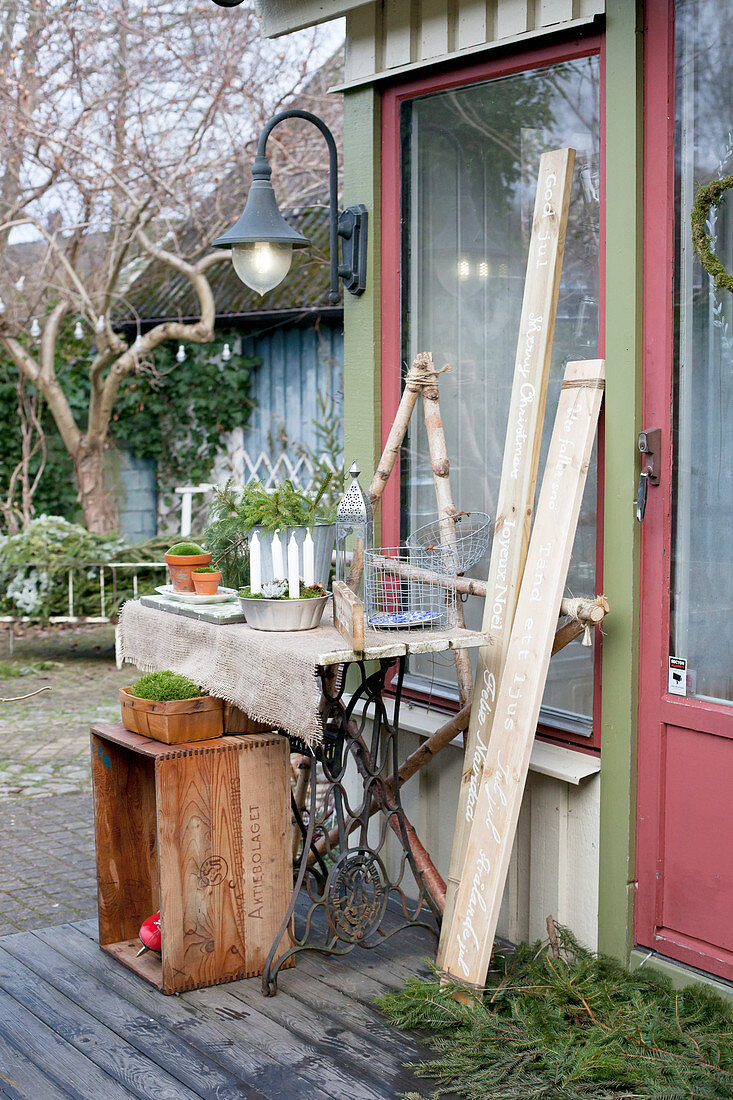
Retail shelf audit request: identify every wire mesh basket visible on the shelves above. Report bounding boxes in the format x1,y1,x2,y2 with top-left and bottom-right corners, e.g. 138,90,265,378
364,546,457,631
406,511,491,574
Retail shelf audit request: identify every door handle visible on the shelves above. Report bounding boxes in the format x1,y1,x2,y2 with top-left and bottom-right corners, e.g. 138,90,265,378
636,470,649,522
636,428,661,523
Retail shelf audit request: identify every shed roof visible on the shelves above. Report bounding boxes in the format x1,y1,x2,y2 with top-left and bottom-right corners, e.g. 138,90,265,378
121,206,336,328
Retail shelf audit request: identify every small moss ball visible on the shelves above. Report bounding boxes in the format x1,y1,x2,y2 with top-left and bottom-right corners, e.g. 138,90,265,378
128,670,203,701
166,540,207,556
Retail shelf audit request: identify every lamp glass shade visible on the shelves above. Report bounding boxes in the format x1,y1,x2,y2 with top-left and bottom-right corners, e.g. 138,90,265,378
232,241,293,296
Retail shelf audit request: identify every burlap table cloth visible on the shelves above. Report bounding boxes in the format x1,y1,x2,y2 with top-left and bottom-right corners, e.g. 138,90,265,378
119,600,482,747
118,600,343,747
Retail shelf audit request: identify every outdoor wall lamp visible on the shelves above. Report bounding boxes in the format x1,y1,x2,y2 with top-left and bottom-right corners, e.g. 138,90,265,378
212,109,367,303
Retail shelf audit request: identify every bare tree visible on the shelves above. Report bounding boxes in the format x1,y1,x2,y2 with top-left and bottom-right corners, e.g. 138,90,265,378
0,373,46,535
0,0,340,532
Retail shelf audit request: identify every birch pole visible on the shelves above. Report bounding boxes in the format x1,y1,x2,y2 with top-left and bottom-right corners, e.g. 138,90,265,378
442,358,605,988
437,147,576,965
368,351,438,507
420,353,474,706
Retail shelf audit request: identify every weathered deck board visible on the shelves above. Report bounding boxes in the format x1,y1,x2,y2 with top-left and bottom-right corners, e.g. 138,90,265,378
0,987,136,1100
0,910,442,1100
28,923,329,1100
60,922,389,1100
0,1022,74,1100
0,944,202,1100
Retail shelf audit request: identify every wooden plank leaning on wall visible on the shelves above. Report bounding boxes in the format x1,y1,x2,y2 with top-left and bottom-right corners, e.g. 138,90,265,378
441,357,605,989
437,146,576,964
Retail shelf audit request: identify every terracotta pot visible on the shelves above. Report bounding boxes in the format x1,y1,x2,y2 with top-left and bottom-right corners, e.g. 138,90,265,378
120,687,223,743
164,551,212,592
192,569,222,596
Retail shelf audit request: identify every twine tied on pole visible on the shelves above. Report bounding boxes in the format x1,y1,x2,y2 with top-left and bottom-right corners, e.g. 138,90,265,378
406,353,452,387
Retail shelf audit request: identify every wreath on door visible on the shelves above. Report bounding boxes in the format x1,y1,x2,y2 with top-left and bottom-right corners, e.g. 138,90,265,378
691,176,733,293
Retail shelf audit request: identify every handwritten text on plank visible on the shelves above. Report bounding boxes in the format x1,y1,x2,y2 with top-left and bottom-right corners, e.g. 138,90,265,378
454,392,585,970
464,163,564,825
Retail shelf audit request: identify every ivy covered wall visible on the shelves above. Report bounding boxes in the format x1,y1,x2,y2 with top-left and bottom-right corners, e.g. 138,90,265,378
0,324,257,536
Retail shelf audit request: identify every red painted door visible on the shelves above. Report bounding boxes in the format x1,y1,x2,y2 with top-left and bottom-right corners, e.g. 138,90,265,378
636,0,733,982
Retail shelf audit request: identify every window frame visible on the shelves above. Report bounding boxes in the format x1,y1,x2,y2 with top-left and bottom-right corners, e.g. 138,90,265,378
380,31,605,752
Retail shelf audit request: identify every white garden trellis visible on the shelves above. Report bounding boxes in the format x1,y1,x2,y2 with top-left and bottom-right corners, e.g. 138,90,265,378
176,449,338,537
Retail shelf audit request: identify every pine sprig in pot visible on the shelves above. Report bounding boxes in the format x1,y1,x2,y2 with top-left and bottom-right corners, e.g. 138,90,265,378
209,473,335,534
203,472,336,591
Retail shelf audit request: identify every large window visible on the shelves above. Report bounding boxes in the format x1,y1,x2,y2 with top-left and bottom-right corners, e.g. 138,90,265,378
672,0,733,705
397,53,601,735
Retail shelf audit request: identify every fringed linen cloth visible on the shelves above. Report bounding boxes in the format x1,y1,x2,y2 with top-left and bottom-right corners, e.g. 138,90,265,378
118,600,329,747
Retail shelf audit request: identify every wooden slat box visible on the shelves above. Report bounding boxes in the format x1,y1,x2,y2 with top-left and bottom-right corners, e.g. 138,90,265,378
91,722,292,994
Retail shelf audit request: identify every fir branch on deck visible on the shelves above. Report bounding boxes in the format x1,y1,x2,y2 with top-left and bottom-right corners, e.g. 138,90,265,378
378,926,733,1099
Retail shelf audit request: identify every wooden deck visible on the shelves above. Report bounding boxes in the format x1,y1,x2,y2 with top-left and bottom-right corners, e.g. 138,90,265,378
0,911,445,1100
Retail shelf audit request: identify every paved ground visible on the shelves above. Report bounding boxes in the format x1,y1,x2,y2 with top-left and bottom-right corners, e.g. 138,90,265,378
0,624,129,935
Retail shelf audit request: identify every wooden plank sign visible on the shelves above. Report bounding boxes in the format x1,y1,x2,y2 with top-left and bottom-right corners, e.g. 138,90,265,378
438,147,576,963
333,579,365,653
441,358,605,989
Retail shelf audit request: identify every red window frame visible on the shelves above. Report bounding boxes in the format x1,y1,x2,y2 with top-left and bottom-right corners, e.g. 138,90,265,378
380,32,605,752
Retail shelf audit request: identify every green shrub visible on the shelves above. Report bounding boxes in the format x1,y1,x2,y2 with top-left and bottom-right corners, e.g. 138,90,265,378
128,670,203,701
0,516,167,620
166,541,207,556
193,565,219,574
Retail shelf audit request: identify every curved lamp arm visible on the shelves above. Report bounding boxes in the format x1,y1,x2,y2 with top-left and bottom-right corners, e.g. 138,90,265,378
211,103,367,301
257,110,341,305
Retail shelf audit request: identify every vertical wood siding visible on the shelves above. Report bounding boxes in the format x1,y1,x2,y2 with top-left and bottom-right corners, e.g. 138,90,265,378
345,0,605,82
374,731,600,950
240,319,344,461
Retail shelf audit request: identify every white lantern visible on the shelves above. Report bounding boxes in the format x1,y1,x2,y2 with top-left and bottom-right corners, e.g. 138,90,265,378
335,461,373,595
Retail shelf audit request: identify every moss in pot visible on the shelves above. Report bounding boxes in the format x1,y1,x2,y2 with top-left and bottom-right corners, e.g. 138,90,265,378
128,670,204,700
192,563,222,596
120,670,223,744
164,539,212,593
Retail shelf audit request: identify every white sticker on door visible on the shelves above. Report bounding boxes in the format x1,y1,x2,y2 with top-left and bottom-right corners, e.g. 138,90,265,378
668,656,687,696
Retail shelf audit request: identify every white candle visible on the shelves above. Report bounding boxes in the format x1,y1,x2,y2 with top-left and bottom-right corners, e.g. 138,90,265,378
271,530,284,580
249,530,261,594
303,530,315,587
288,533,300,599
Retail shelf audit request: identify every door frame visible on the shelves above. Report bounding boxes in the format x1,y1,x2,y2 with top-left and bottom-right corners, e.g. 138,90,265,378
635,0,733,981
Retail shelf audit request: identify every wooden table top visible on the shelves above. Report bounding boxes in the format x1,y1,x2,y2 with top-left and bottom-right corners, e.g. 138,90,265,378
136,597,489,667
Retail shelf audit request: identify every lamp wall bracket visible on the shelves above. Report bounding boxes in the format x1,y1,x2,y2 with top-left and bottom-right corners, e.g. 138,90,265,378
338,205,368,296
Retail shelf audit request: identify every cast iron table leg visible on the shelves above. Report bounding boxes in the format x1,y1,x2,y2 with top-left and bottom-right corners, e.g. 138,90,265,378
262,655,439,995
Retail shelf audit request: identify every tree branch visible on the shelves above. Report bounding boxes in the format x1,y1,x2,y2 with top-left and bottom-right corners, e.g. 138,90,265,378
90,236,221,445
39,300,69,384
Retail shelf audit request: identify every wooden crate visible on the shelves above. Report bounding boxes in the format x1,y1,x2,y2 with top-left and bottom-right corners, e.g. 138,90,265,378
91,722,293,994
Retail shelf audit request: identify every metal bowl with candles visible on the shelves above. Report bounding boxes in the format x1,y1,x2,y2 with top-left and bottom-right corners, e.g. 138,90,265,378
238,581,331,631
